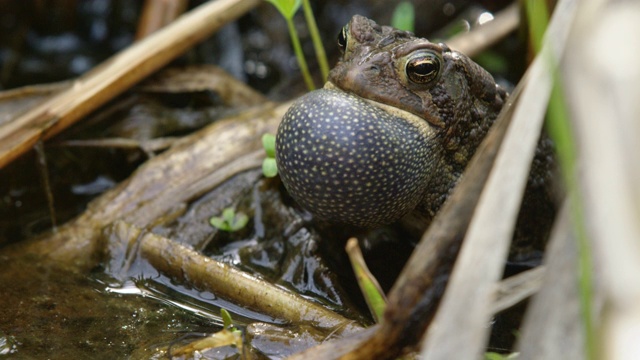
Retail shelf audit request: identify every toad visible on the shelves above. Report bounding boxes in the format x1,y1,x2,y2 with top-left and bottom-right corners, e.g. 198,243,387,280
275,15,552,237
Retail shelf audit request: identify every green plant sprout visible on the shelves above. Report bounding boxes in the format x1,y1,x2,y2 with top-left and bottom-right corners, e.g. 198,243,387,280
210,207,249,232
345,238,387,322
391,2,415,32
262,133,278,178
220,308,240,333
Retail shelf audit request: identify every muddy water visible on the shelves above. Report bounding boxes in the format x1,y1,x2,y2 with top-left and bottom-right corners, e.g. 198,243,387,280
0,254,227,358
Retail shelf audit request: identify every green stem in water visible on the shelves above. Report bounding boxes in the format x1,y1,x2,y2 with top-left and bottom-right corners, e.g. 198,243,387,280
286,18,315,91
302,0,329,81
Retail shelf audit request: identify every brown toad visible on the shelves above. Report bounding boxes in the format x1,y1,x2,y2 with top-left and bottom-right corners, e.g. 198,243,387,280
275,15,512,228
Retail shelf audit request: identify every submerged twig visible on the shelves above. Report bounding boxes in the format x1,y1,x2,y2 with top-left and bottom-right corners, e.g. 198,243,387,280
114,222,364,335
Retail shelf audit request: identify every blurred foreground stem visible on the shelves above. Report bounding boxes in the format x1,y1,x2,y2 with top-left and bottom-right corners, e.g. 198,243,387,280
525,1,595,358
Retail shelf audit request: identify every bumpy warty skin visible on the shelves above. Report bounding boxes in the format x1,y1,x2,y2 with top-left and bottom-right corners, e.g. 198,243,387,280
275,15,507,228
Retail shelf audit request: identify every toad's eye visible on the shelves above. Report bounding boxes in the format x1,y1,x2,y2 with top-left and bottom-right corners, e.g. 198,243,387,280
405,51,441,85
337,25,348,52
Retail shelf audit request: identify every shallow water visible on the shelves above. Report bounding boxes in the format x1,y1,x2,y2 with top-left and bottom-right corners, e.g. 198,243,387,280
0,254,232,358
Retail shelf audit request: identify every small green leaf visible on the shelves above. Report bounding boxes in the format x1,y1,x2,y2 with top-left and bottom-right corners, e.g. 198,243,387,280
209,216,230,231
265,0,302,19
262,158,278,178
210,208,249,232
262,133,276,158
222,208,236,224
391,2,415,32
229,212,249,231
221,308,234,329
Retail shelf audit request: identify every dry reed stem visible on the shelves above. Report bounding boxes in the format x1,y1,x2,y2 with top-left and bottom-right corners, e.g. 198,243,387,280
0,0,260,169
420,0,578,358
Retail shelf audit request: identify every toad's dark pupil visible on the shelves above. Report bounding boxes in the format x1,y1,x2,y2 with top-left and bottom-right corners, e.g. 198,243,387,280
337,27,348,51
406,57,439,84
